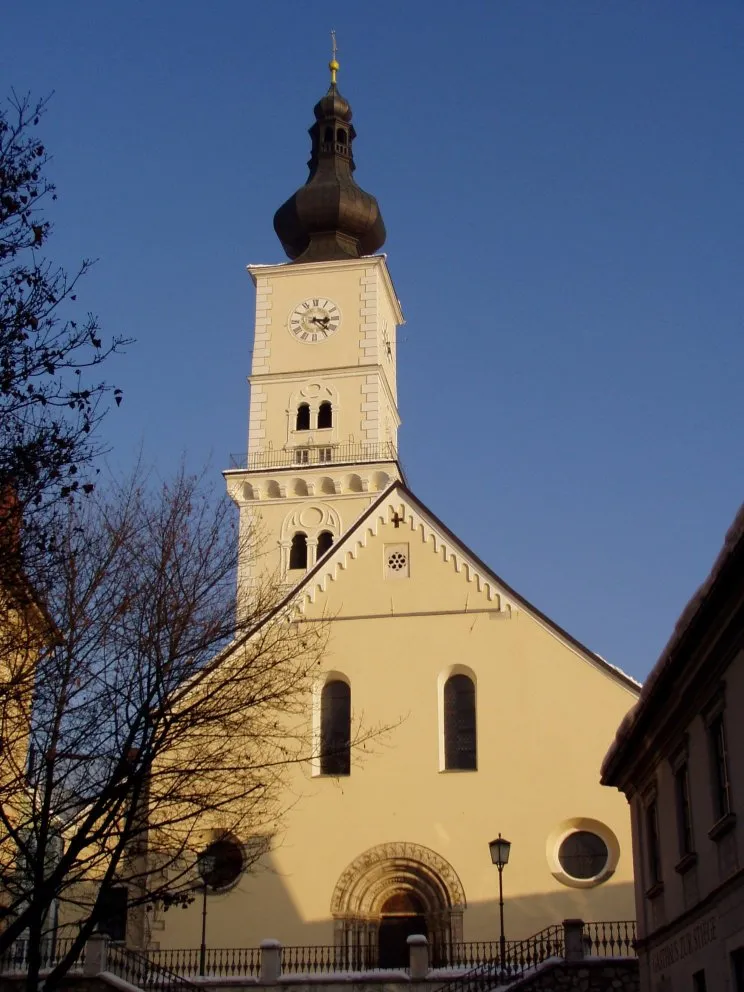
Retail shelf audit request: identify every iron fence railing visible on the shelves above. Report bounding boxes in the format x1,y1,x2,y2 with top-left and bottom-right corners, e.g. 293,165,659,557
147,945,260,977
281,944,378,974
229,441,399,472
584,920,637,958
433,941,501,969
0,919,636,983
433,925,565,992
0,937,85,974
108,943,199,991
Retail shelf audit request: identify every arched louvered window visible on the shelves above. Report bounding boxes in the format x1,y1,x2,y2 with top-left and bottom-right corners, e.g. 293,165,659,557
320,680,351,775
443,674,476,770
296,403,310,431
289,532,308,570
318,401,333,429
316,530,334,557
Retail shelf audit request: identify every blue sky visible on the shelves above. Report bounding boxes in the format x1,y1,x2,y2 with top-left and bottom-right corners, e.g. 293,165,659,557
3,2,743,682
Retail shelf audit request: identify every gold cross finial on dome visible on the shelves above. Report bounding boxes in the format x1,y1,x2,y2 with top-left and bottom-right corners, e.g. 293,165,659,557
329,29,339,85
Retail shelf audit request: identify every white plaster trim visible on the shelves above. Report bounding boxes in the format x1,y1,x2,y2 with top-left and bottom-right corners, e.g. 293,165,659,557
251,275,273,376
248,385,267,454
291,491,518,615
278,491,638,694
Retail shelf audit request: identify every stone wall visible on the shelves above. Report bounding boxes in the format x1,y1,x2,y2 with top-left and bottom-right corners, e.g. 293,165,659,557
0,980,111,992
507,958,639,992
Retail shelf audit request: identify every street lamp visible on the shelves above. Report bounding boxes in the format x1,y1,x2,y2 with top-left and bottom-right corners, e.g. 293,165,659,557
488,835,511,969
197,850,217,977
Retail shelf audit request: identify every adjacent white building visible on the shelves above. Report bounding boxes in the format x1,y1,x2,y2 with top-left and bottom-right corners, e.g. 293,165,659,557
602,504,744,992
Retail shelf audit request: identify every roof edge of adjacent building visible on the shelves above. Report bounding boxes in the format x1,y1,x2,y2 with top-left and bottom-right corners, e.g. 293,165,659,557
601,500,744,788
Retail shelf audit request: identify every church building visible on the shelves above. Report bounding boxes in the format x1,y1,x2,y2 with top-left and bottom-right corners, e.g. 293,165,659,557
158,57,641,967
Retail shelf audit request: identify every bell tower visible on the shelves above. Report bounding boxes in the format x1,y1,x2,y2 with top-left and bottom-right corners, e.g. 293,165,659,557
225,53,405,585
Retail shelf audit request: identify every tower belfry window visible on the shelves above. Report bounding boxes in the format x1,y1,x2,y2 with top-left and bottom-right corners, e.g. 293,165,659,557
318,401,333,429
296,403,310,431
317,531,334,557
289,532,308,570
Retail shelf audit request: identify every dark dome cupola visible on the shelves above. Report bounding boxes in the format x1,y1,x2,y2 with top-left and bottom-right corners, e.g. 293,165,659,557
273,54,386,263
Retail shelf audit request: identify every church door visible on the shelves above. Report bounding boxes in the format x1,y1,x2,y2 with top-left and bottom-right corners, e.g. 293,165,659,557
377,892,427,969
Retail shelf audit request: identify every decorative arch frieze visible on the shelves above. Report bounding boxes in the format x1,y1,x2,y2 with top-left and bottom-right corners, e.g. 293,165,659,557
287,381,340,444
280,503,341,574
331,841,466,917
280,503,340,542
330,842,466,967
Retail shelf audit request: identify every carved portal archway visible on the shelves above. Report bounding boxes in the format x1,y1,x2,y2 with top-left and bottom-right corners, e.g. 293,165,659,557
331,842,467,968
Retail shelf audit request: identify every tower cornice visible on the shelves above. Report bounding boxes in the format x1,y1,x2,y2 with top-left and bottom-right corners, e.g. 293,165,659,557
247,254,404,326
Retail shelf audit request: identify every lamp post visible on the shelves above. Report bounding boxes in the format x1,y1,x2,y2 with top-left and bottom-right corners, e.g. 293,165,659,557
488,835,511,969
197,850,217,977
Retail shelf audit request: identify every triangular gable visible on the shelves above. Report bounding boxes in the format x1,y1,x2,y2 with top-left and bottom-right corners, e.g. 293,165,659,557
285,481,641,695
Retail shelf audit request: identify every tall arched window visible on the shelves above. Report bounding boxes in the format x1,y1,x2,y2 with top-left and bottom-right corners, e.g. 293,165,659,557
316,530,334,557
317,401,333,429
296,403,310,431
320,680,351,775
289,532,308,570
443,674,476,770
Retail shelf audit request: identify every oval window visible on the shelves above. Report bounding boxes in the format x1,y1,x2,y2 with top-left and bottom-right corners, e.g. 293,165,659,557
557,830,609,880
198,836,245,891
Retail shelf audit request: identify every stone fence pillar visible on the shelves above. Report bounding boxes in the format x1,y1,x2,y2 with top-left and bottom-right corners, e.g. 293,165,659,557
407,934,428,979
84,932,109,975
260,938,282,982
562,919,586,962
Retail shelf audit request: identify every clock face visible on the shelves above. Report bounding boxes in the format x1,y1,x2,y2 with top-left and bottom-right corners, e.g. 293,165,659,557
288,297,341,343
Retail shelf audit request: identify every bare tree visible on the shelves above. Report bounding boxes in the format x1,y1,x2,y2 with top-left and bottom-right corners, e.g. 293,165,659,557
0,466,363,992
0,91,129,574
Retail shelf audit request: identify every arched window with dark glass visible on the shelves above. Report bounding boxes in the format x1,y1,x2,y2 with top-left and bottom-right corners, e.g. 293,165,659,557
289,532,308,570
296,403,310,431
324,126,333,143
98,886,128,942
316,530,334,557
320,680,351,775
443,674,476,770
317,401,333,429
336,128,347,145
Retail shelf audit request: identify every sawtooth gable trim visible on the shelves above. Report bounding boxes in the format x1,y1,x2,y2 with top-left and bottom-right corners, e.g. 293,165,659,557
283,482,641,696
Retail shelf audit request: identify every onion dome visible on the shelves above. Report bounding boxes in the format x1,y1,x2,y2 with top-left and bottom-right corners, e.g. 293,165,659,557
274,57,386,263
313,85,351,124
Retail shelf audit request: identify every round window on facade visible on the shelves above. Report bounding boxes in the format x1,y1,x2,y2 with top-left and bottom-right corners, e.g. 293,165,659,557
198,836,245,892
546,818,619,889
557,831,609,880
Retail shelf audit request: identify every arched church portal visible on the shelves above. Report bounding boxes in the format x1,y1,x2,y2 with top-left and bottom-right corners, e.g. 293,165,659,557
331,843,466,969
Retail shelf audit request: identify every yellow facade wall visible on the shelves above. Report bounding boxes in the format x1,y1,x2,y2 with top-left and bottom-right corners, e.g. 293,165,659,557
156,495,638,951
